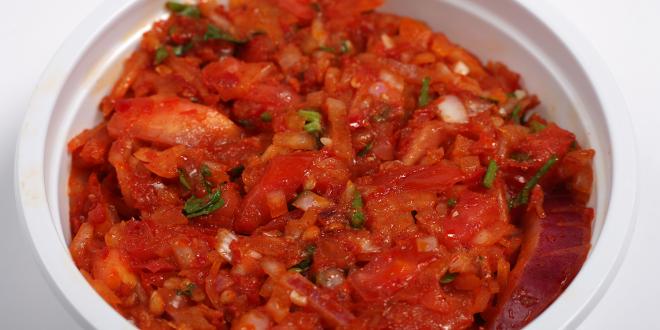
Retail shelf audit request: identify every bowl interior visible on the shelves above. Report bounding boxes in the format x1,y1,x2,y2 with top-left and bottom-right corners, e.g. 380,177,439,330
40,0,613,328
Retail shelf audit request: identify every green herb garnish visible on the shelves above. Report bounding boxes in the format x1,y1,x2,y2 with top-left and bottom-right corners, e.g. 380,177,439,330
298,109,323,134
440,272,457,284
512,155,559,207
183,190,225,218
260,112,272,122
418,76,431,107
529,120,546,133
154,46,169,65
237,119,253,128
357,142,373,158
204,24,247,43
480,96,499,104
511,104,522,125
289,245,316,273
166,2,201,18
447,198,457,208
310,2,321,12
173,41,194,56
176,283,196,296
340,40,351,54
350,190,366,228
482,160,498,189
200,163,213,192
178,168,191,190
318,46,336,53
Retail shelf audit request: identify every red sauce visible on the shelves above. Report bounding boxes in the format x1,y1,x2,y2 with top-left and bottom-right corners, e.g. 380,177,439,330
68,1,594,329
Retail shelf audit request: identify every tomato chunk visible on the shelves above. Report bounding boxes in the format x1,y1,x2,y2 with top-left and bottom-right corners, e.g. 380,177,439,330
348,248,436,302
235,153,315,233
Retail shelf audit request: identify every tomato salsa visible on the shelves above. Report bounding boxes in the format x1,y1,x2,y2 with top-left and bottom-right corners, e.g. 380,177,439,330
67,1,595,329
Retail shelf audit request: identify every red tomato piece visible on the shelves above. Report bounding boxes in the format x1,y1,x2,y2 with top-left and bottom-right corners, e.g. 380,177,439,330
348,248,436,302
234,153,315,233
439,190,500,247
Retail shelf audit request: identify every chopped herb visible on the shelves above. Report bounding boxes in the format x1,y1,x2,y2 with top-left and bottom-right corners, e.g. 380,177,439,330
166,2,201,18
529,120,546,133
447,198,457,208
176,283,196,296
298,109,323,134
173,41,194,56
357,142,373,158
440,272,457,284
352,190,364,209
512,155,559,207
350,190,366,228
570,140,578,150
340,40,351,54
228,165,245,181
204,24,247,43
310,2,321,12
251,30,267,37
200,164,213,192
260,112,272,122
183,190,225,218
506,92,516,99
178,168,191,190
237,119,253,128
154,46,169,65
511,104,522,125
480,96,499,104
418,76,431,107
319,45,336,53
351,211,365,229
289,245,316,273
482,160,498,189
509,152,530,162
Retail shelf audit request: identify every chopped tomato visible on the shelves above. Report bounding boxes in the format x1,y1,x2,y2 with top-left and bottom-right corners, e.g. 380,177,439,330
235,153,315,233
67,1,595,328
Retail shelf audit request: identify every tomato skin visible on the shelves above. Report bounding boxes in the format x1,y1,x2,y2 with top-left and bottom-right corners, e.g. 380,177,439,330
360,162,466,198
348,248,436,302
439,190,500,247
234,153,315,234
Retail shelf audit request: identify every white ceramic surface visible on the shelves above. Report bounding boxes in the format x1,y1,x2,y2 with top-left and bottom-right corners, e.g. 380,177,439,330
14,0,638,329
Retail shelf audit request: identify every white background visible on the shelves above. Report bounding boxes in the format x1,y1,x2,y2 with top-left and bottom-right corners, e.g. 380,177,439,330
1,0,658,329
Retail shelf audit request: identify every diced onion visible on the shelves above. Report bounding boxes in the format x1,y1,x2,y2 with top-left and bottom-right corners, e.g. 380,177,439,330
381,34,395,49
416,236,438,252
316,268,345,288
320,137,333,146
289,290,308,306
216,228,238,263
436,95,468,123
266,190,288,218
234,310,271,330
514,89,527,99
292,191,333,211
261,258,286,277
379,70,404,91
273,132,317,150
453,61,470,75
355,236,380,253
172,242,195,269
248,250,263,259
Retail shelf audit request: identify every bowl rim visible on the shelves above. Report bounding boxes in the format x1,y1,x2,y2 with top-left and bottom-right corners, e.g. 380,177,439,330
14,0,639,329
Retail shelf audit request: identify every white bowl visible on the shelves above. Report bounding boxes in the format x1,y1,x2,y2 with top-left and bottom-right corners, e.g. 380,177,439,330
15,0,638,329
